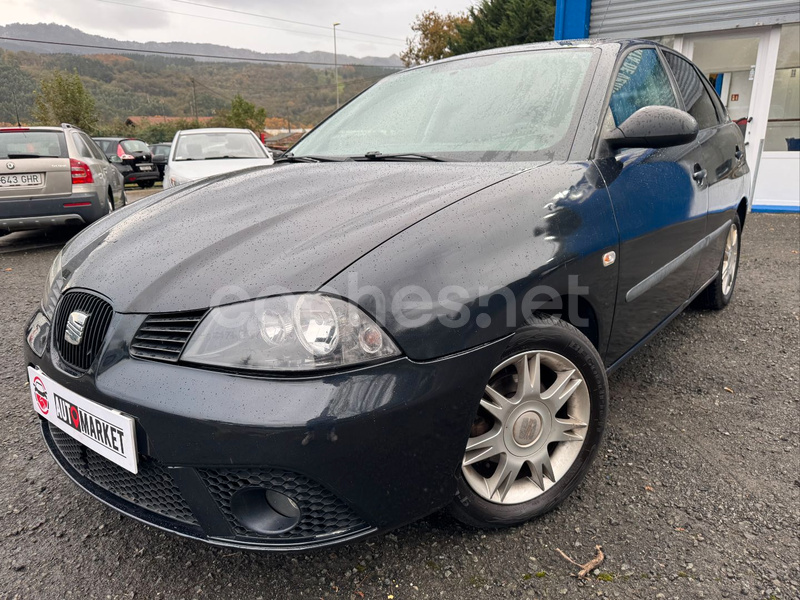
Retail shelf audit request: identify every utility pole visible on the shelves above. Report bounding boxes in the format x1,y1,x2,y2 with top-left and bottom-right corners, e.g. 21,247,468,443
190,77,199,125
333,22,340,110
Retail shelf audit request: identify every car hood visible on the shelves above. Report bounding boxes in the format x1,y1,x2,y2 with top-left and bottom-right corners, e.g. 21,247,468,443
62,161,543,313
169,158,274,181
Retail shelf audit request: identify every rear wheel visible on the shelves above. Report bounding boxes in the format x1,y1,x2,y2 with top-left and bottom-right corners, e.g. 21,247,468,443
697,215,741,310
105,189,115,214
137,180,155,189
449,314,607,528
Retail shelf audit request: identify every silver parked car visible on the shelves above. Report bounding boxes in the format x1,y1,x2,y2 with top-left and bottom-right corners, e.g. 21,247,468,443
164,128,274,189
0,124,125,235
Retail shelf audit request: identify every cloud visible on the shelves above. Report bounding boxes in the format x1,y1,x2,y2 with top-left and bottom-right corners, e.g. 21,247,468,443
2,0,474,57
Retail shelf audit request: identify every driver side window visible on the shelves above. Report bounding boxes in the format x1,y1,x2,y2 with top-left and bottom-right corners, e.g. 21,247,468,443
603,48,679,132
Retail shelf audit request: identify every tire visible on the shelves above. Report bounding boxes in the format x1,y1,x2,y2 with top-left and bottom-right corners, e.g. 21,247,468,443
449,313,608,528
137,180,155,189
696,215,741,310
119,190,127,207
106,189,115,214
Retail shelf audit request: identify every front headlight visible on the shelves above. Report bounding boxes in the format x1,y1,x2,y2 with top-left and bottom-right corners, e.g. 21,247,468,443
182,294,401,372
41,250,65,319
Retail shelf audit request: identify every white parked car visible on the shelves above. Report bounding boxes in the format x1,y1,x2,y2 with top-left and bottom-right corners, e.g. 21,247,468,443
164,128,274,189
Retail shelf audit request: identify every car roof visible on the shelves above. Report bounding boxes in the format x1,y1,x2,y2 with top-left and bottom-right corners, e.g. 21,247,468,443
403,38,667,71
1,126,67,133
176,128,257,135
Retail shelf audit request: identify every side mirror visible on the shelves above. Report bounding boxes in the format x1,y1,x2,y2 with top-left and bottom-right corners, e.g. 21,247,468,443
108,154,122,163
605,106,699,150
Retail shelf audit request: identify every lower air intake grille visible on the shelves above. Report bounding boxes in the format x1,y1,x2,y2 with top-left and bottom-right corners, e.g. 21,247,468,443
53,291,114,372
198,468,369,541
47,423,198,525
129,310,207,363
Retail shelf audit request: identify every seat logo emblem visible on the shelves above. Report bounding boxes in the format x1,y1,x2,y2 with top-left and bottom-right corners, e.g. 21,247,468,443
65,311,90,346
6,162,14,170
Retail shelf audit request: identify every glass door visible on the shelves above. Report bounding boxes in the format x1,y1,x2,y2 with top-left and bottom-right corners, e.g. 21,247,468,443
682,26,799,212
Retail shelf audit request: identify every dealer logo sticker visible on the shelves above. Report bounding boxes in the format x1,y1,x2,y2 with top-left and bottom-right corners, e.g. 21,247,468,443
33,376,48,414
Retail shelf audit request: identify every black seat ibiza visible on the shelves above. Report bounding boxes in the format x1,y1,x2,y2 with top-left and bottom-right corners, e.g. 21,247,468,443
25,40,749,550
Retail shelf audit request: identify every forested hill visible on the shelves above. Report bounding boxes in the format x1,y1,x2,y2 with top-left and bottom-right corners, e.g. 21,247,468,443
0,23,402,68
0,23,401,127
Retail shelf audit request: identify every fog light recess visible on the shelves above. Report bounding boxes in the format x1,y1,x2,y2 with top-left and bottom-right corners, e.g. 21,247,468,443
230,488,301,535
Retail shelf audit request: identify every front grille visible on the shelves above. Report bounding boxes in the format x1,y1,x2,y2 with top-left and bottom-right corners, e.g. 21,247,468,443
53,291,114,372
129,311,207,363
198,468,369,541
47,423,198,526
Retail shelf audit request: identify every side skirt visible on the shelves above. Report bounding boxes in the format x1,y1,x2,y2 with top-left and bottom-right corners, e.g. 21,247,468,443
605,270,719,375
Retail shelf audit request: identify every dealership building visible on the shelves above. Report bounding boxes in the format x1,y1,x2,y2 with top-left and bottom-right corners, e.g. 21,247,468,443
555,0,800,212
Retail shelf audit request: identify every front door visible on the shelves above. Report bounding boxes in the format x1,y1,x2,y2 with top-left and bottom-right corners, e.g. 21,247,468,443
599,47,710,364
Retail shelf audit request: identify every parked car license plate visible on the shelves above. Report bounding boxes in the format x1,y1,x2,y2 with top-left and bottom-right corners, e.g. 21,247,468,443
28,367,138,473
0,173,43,187
138,164,153,171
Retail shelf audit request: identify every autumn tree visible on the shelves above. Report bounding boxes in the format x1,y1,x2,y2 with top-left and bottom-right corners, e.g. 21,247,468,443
451,0,556,55
400,10,470,67
32,70,98,131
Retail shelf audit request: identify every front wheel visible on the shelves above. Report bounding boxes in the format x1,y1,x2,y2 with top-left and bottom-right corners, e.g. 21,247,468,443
697,215,741,310
449,314,608,528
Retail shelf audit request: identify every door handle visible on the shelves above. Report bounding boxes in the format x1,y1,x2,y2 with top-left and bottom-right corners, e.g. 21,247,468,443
735,146,743,160
693,165,707,184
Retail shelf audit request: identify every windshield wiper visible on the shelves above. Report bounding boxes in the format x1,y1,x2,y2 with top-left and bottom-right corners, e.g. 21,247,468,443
274,153,348,163
361,151,449,162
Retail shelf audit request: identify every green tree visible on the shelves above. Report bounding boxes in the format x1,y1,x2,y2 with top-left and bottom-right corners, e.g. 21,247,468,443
32,69,98,131
451,0,555,55
218,94,267,133
400,11,470,67
0,52,36,125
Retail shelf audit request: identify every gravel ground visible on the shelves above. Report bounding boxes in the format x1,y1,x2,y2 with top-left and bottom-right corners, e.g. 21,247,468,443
0,213,797,600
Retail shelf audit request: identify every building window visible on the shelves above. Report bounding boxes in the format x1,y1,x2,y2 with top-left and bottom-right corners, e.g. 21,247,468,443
766,24,800,152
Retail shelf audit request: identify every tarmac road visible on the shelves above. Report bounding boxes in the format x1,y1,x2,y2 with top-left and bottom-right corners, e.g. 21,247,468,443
0,213,798,600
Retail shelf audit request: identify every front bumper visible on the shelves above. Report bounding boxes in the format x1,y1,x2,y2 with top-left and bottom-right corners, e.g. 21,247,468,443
26,308,505,550
0,192,102,231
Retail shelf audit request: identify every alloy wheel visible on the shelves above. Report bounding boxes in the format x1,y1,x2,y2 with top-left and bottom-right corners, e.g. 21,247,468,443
721,223,739,296
462,351,590,505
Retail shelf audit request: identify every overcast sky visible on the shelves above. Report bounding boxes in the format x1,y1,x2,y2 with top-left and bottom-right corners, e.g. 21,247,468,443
3,0,475,57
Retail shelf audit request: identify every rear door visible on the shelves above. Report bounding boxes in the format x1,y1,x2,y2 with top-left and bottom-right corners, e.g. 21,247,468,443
662,50,747,287
0,129,72,202
599,47,710,364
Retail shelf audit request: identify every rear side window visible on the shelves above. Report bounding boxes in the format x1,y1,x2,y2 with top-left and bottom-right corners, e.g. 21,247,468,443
607,48,679,126
663,52,720,129
94,139,112,154
72,133,94,159
80,133,106,161
121,139,149,153
152,145,170,156
0,130,68,159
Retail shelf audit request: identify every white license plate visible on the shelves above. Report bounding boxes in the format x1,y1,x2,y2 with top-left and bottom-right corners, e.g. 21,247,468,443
0,173,43,187
29,367,138,474
138,165,153,171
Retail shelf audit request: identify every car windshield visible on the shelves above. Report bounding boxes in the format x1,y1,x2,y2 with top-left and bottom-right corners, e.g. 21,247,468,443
174,132,267,161
291,49,596,162
121,139,150,153
0,130,68,159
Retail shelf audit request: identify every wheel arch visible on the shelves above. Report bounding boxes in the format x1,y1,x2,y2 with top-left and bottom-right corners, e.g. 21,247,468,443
535,294,601,352
737,197,748,230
